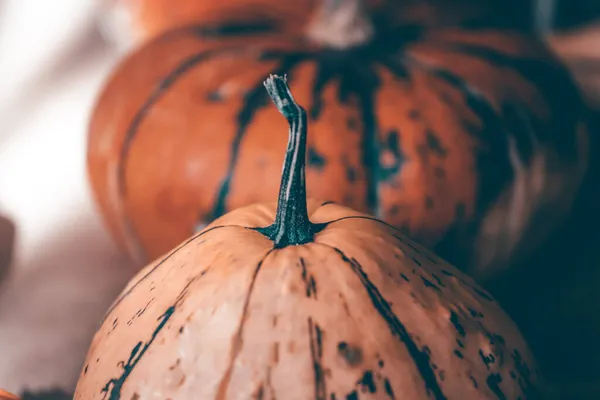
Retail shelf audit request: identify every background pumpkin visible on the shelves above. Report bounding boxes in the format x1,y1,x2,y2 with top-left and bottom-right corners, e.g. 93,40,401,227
76,75,541,399
100,0,534,47
88,0,589,281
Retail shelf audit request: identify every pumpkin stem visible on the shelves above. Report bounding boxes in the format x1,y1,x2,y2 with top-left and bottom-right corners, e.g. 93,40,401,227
306,0,373,49
256,74,317,248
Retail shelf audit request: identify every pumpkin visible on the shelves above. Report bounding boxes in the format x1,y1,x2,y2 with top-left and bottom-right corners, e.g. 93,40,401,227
101,0,531,47
88,0,589,280
0,389,19,400
76,75,541,399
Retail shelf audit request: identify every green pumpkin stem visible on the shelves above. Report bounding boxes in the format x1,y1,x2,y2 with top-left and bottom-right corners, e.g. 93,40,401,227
256,74,317,248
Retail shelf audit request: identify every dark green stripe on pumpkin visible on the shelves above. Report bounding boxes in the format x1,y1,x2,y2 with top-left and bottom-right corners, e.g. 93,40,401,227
190,20,280,38
308,317,327,400
381,55,514,266
101,224,228,324
309,47,398,218
440,42,582,160
116,23,286,262
100,268,207,400
327,245,447,400
117,45,246,263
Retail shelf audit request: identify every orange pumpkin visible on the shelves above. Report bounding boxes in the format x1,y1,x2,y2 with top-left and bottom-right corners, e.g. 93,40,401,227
76,75,541,399
102,0,531,46
88,0,589,279
0,389,19,400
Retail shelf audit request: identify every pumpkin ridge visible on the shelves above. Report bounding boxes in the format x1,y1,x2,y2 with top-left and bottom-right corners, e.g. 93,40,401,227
440,43,582,153
215,249,274,399
101,306,174,399
100,270,198,400
386,55,506,248
442,43,579,103
140,20,282,47
307,51,389,218
101,224,230,324
116,46,247,262
348,61,383,218
325,244,447,399
190,19,281,39
402,57,515,232
118,45,244,194
440,43,576,95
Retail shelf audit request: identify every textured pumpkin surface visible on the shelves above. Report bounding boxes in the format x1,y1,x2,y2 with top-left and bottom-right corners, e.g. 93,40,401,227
88,9,589,279
74,200,541,399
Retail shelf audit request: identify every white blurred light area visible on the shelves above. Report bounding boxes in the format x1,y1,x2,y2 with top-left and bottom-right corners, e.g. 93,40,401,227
0,0,135,393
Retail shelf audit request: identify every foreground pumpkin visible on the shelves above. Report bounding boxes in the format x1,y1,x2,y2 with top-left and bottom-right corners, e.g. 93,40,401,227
77,75,540,399
88,0,589,279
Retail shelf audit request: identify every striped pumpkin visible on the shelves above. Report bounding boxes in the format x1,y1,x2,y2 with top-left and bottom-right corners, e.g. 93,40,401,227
76,75,542,399
88,0,589,280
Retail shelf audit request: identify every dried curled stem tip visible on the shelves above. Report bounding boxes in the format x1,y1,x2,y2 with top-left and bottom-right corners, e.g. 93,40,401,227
263,74,304,119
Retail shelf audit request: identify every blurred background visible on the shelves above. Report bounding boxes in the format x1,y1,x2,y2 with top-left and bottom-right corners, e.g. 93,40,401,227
0,0,598,398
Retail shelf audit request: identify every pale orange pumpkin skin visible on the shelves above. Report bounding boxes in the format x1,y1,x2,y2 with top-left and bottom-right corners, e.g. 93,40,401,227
77,75,541,400
75,201,541,400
